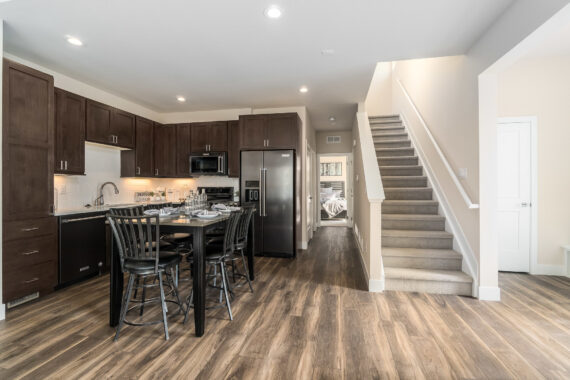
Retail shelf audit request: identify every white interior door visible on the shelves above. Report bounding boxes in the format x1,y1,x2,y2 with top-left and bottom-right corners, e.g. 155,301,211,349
497,122,531,272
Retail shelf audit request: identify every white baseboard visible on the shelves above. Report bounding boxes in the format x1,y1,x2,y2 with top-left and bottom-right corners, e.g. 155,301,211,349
531,263,566,276
300,241,308,250
478,286,501,301
0,304,5,320
369,279,385,293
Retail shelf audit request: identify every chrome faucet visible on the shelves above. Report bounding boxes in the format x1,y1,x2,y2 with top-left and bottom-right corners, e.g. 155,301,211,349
94,182,120,206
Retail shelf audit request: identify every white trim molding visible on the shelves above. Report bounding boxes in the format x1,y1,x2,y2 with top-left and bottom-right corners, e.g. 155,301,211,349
564,245,570,278
478,286,501,301
0,304,5,321
353,227,384,292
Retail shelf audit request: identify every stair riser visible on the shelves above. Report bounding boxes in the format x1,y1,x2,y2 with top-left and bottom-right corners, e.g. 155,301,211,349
383,256,462,271
375,140,411,148
376,148,414,157
383,236,453,249
373,136,409,142
382,218,445,231
384,279,471,296
378,157,418,166
382,177,427,187
385,189,432,200
370,120,401,125
380,167,423,176
382,204,438,215
371,128,406,135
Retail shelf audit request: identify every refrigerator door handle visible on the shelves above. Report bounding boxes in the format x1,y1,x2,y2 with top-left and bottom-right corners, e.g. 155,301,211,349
262,168,267,216
259,168,264,216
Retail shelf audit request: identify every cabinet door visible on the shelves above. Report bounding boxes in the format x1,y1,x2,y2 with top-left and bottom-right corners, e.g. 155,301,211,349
240,116,266,149
191,123,210,152
135,117,154,177
228,120,240,178
266,114,298,149
176,124,192,177
86,99,113,145
209,121,228,151
154,124,176,177
112,109,136,149
55,88,85,174
3,60,54,221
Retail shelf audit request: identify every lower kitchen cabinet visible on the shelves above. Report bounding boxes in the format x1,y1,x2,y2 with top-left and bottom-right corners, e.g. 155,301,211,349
59,213,107,286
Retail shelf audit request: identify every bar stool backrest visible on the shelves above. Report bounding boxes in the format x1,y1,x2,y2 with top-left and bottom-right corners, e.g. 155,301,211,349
223,210,243,257
107,214,161,273
235,206,255,246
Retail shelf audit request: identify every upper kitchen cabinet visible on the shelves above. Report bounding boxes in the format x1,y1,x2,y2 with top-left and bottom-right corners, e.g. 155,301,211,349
111,109,136,149
191,121,228,152
86,100,135,148
54,88,85,175
175,123,192,177
228,120,240,178
121,116,154,177
153,123,176,177
3,59,55,221
239,113,300,150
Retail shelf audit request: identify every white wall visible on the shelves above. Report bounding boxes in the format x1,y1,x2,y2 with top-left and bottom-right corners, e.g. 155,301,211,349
365,62,393,116
316,130,353,154
498,56,570,272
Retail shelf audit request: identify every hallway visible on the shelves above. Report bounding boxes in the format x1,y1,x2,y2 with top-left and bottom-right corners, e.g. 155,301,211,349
0,227,569,378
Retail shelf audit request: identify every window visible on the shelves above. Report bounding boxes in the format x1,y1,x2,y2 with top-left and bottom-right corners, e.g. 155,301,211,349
320,162,342,176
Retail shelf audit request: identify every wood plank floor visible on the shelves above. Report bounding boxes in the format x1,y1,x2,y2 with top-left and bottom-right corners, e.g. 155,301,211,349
1,227,569,379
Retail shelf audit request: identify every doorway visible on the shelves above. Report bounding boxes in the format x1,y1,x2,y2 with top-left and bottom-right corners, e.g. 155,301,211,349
497,118,537,273
318,153,352,227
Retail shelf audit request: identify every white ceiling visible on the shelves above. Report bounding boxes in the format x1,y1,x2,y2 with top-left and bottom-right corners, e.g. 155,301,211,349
0,0,513,130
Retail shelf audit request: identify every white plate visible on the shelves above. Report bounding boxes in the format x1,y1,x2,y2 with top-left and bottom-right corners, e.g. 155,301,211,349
196,211,221,219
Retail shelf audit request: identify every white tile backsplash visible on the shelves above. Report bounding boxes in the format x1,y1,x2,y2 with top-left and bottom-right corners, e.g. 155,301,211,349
54,143,238,210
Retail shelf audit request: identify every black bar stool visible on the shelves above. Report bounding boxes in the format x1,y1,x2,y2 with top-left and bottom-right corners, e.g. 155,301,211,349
108,214,184,341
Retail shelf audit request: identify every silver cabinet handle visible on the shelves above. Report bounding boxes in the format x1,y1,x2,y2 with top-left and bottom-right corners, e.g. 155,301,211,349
136,167,141,175
59,160,63,170
21,227,39,232
23,278,39,284
79,265,90,272
155,169,159,176
21,250,39,256
64,161,68,170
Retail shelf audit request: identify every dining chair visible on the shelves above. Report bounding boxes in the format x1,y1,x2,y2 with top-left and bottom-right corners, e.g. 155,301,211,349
227,205,255,292
108,214,184,341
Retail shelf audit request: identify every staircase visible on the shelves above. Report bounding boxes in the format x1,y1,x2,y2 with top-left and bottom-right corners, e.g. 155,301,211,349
371,115,473,296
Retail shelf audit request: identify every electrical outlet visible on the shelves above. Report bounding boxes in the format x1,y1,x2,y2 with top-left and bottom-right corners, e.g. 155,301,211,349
458,168,468,179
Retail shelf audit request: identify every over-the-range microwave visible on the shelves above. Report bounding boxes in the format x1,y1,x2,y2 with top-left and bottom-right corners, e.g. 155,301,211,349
189,152,227,176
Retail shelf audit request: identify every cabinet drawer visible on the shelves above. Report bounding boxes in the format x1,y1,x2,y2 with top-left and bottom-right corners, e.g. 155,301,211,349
3,260,57,302
4,235,57,268
4,217,57,241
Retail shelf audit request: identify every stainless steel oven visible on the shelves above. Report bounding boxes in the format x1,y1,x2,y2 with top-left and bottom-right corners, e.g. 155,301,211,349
190,152,227,175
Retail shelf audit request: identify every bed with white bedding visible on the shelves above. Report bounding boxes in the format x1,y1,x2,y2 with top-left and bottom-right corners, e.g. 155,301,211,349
320,183,347,219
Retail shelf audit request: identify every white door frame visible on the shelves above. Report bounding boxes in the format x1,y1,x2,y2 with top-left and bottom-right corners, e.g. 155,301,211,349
317,152,353,227
497,117,538,273
306,144,316,241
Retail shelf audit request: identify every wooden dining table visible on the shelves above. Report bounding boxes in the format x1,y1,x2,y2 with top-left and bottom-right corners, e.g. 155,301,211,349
109,212,255,337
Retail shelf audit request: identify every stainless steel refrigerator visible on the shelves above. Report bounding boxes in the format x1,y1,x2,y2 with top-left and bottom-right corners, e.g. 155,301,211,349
240,150,295,257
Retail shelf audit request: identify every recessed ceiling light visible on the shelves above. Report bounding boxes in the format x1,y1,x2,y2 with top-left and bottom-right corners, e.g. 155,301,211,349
176,96,186,102
264,5,282,19
66,36,83,46
299,86,308,93
329,116,336,122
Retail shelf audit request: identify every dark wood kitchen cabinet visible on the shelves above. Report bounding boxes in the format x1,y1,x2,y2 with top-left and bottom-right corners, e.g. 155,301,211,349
228,120,240,178
154,124,176,177
121,116,154,177
239,113,300,150
54,88,85,175
86,100,135,148
3,59,57,304
176,123,192,177
191,121,228,152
